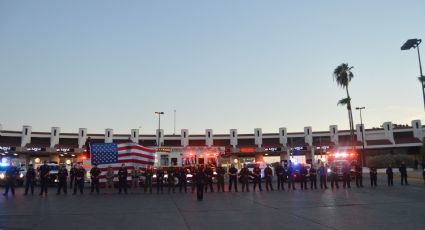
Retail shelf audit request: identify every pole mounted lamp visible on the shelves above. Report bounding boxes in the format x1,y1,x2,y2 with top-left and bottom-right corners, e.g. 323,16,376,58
401,38,424,110
356,107,366,166
155,112,164,147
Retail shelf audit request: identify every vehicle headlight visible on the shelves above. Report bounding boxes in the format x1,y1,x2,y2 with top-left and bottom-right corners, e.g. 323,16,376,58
327,169,331,173
153,174,157,178
20,173,24,178
0,173,4,179
187,174,193,178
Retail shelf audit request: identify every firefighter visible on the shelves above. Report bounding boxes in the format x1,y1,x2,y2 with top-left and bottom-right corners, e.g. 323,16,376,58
38,161,50,196
399,162,408,185
90,164,101,194
318,163,328,189
118,163,128,194
228,164,238,192
195,166,205,201
24,164,36,195
178,167,187,193
69,163,76,189
144,166,153,194
131,166,140,189
216,164,226,192
240,164,250,192
330,165,339,189
286,163,295,190
191,166,197,194
309,165,318,189
355,162,363,188
204,165,214,192
167,166,176,193
264,165,274,191
73,163,86,195
156,167,164,193
252,164,262,192
3,163,18,196
57,164,68,195
369,167,378,187
342,163,351,189
300,164,308,190
275,162,285,190
386,164,394,186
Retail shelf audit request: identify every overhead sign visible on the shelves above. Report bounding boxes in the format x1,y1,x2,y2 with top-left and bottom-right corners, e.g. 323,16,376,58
240,147,256,153
264,147,282,152
155,147,171,153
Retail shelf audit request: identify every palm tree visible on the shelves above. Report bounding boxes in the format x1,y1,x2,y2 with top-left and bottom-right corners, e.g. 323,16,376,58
333,63,355,149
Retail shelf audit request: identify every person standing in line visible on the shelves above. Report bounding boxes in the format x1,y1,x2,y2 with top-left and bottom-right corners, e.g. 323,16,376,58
216,164,225,192
118,163,128,194
106,166,114,190
191,166,197,194
355,162,363,188
178,167,187,193
167,166,176,193
131,167,140,189
264,165,274,191
204,165,214,193
318,163,328,189
228,164,238,192
57,164,68,195
90,164,101,194
342,163,351,189
287,163,296,190
3,163,18,196
240,164,250,192
156,167,164,194
300,164,308,190
369,167,378,187
330,165,339,189
69,163,76,189
195,166,205,201
252,164,262,192
39,161,50,196
399,162,408,185
144,166,153,194
24,164,36,195
309,165,318,189
275,162,285,191
386,164,394,186
73,163,86,195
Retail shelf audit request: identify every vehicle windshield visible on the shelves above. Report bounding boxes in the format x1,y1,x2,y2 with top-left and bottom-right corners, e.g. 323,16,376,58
49,165,59,171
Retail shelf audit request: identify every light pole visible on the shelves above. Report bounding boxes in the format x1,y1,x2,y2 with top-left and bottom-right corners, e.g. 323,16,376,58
401,38,424,110
356,107,366,166
155,112,164,146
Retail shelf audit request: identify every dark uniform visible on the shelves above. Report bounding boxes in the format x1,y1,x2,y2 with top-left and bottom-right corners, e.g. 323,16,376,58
228,165,238,192
386,166,393,186
264,166,273,191
355,163,363,187
177,168,187,193
191,167,197,193
69,165,76,189
90,166,101,194
240,166,250,192
167,167,176,193
118,166,128,194
318,165,328,189
286,165,295,190
73,167,86,194
24,165,36,195
275,164,285,190
330,166,339,189
204,166,214,192
216,166,225,192
156,168,164,193
309,166,318,189
300,166,308,190
252,166,262,192
3,166,18,196
57,166,68,195
144,168,153,193
399,163,408,185
369,167,377,187
342,164,351,189
39,164,51,195
195,168,205,201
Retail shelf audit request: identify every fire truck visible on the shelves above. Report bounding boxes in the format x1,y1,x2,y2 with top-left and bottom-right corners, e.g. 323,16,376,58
326,151,359,180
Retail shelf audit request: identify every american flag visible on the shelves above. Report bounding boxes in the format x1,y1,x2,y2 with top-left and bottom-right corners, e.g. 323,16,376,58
90,142,156,181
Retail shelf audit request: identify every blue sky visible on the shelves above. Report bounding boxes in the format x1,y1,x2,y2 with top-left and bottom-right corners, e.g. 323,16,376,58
1,0,425,135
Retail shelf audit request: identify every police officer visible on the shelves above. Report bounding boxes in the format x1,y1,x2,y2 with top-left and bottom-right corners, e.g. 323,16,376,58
69,163,76,189
369,167,377,187
73,163,86,195
191,166,197,194
178,167,187,193
57,164,68,195
118,163,128,194
309,165,318,189
342,163,351,189
39,161,50,196
300,164,308,190
195,166,205,201
228,164,238,192
355,162,363,188
286,163,296,190
167,166,176,193
24,164,36,195
275,162,285,191
144,166,153,194
156,167,164,193
90,164,101,194
386,164,394,186
318,163,328,189
252,164,262,192
3,163,18,196
204,165,214,192
131,167,140,189
240,164,250,192
330,165,339,189
264,165,274,191
399,162,408,185
216,164,225,192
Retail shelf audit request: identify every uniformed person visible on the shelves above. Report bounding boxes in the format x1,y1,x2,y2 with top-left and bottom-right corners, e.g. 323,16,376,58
318,163,328,189
178,167,187,193
118,163,128,194
106,166,114,190
57,164,68,195
399,162,408,185
69,163,77,189
204,165,214,192
264,165,274,191
300,164,308,190
24,164,36,195
156,167,164,193
309,165,318,189
252,164,262,192
191,166,197,194
369,167,377,187
330,165,339,189
216,164,226,192
73,163,86,195
167,166,176,193
195,166,205,201
39,161,51,196
386,164,393,186
355,162,363,188
144,166,153,194
3,163,18,196
275,162,285,191
228,164,238,192
240,164,250,192
131,167,140,189
90,164,101,194
286,163,296,190
342,163,351,189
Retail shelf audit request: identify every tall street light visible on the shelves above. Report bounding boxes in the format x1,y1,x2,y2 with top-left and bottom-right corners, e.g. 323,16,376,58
155,112,164,146
356,107,366,166
401,38,424,110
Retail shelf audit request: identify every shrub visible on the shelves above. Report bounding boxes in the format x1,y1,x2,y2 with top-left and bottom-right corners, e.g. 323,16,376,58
366,154,413,169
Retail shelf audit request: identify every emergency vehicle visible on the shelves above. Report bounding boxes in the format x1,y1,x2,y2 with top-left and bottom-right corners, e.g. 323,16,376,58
326,151,358,180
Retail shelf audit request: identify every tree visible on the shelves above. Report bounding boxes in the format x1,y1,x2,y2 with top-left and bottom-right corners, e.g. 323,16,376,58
333,63,355,149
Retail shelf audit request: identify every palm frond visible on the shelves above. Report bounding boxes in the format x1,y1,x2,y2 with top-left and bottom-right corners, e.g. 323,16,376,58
337,97,350,106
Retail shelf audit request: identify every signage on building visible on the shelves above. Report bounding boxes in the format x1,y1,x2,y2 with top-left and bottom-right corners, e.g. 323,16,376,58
56,148,73,152
26,147,46,152
0,146,12,151
240,147,256,153
155,147,171,153
264,147,282,152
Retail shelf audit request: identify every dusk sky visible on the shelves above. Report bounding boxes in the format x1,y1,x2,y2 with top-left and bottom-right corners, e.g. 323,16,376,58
1,0,425,135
